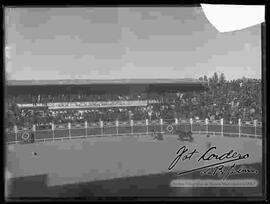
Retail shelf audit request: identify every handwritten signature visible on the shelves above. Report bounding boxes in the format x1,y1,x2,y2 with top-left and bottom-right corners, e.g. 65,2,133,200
168,146,249,175
200,163,258,179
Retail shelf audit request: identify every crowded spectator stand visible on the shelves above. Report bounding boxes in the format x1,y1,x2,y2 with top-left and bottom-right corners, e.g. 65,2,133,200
6,74,262,144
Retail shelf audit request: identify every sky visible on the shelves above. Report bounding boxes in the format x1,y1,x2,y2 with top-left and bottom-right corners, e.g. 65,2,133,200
5,6,262,81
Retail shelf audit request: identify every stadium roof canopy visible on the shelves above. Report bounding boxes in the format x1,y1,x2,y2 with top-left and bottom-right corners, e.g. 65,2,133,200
6,78,206,95
7,78,202,86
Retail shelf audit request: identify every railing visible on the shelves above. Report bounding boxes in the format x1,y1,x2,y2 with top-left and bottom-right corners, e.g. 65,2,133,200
6,118,262,144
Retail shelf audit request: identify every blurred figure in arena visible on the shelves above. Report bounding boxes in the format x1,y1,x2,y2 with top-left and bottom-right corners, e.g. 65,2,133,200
206,134,211,150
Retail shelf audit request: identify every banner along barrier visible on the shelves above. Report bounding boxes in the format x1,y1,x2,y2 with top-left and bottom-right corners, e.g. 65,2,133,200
70,128,86,137
8,130,36,144
223,124,240,137
6,132,16,143
177,123,192,132
103,126,117,135
35,129,53,141
133,124,147,135
87,127,102,136
208,123,222,135
118,125,132,135
54,129,70,140
192,123,207,132
241,124,256,135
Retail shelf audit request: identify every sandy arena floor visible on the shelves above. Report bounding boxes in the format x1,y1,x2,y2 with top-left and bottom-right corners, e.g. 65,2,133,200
6,133,262,187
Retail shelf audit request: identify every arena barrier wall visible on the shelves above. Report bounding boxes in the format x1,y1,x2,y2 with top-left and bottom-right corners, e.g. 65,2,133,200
6,118,262,144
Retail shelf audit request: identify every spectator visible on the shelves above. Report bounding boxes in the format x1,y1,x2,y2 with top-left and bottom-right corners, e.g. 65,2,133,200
6,74,262,128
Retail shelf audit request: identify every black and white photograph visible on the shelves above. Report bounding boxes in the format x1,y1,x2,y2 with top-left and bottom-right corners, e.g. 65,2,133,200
4,4,266,201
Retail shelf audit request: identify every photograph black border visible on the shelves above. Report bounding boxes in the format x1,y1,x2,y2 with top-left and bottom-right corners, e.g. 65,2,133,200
1,1,268,202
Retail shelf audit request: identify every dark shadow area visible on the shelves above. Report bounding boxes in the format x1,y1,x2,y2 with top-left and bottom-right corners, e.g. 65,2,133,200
6,163,262,200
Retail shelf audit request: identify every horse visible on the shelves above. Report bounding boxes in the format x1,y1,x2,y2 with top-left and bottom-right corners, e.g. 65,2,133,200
175,129,194,142
152,129,164,141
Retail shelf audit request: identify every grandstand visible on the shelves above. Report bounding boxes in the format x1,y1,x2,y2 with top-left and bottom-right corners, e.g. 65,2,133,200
6,78,263,198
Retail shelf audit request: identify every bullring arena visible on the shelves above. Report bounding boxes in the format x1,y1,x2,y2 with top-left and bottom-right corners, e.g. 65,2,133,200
6,118,263,197
5,78,264,198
